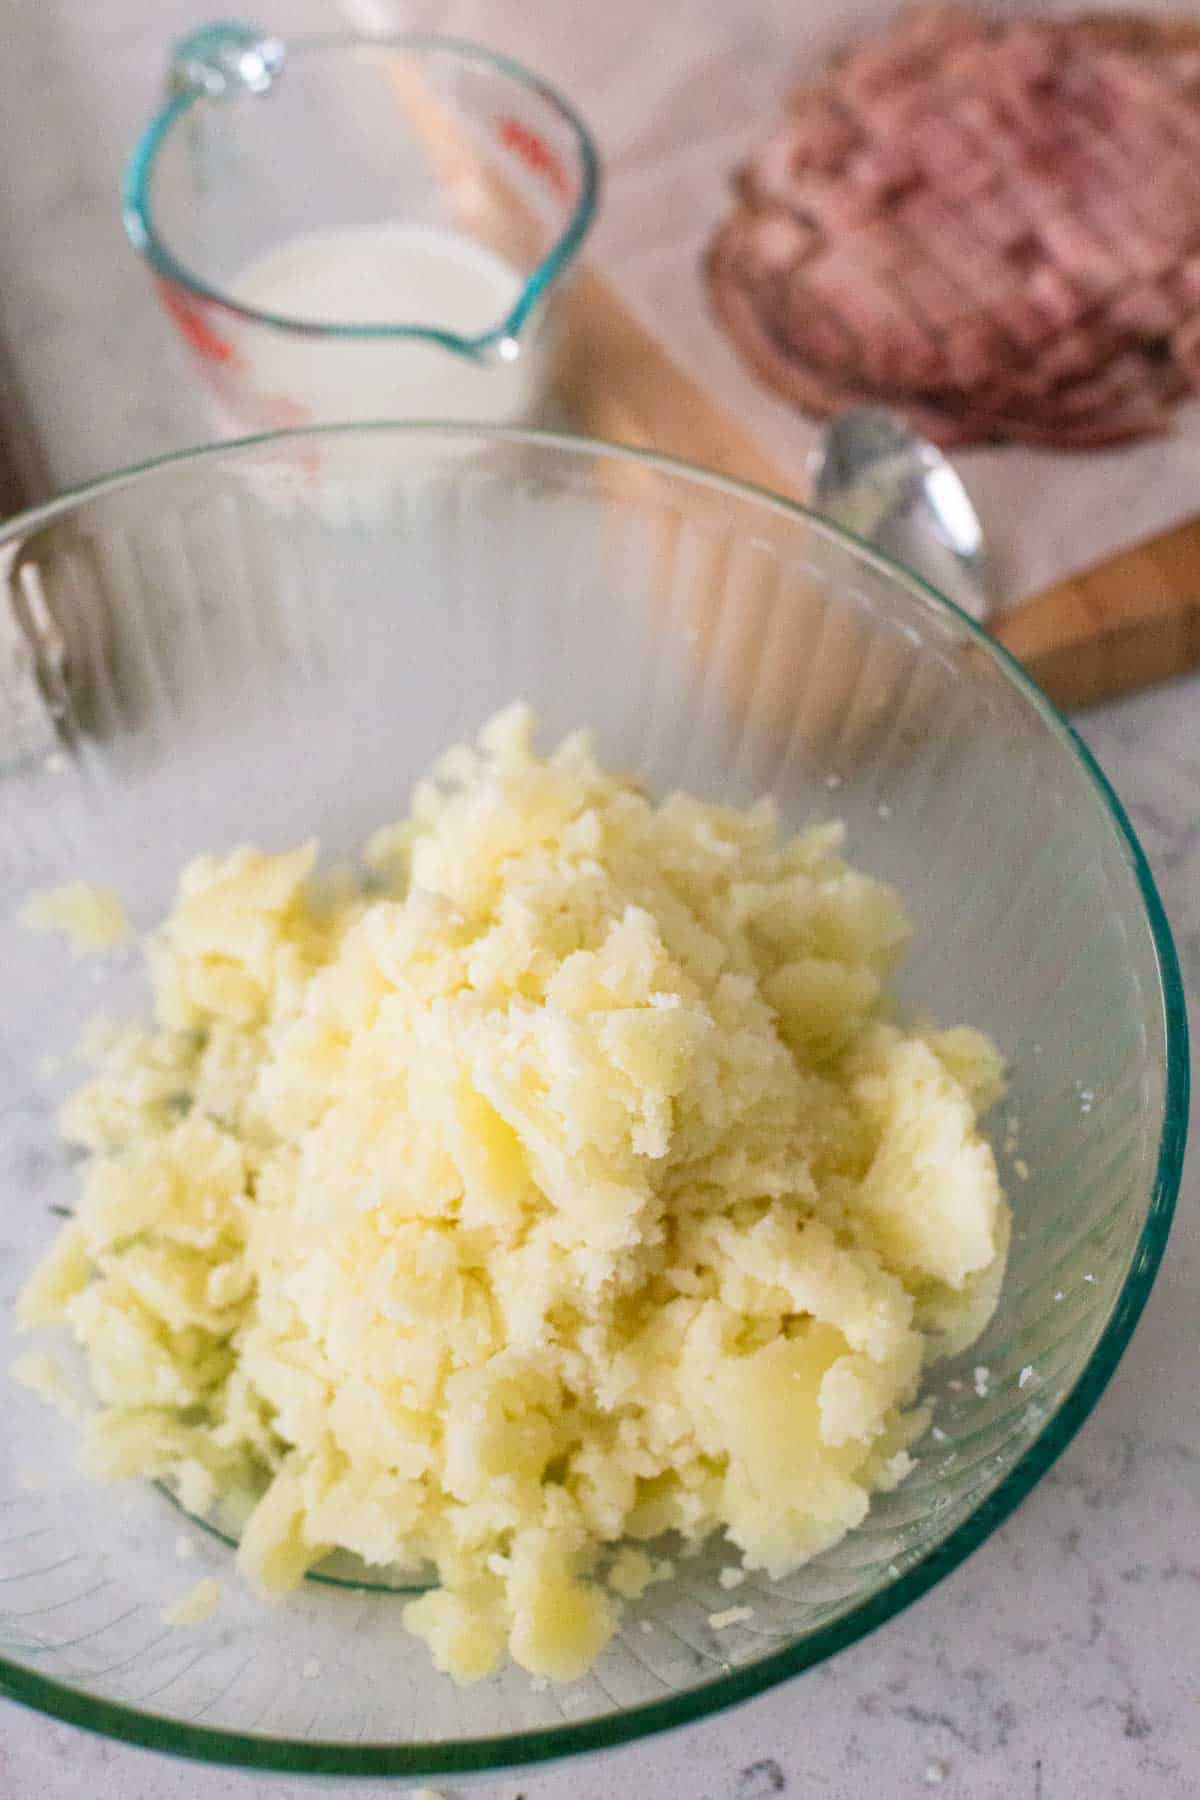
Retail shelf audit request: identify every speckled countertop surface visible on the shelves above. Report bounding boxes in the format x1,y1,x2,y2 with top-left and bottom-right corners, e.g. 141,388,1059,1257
1,2,1197,1796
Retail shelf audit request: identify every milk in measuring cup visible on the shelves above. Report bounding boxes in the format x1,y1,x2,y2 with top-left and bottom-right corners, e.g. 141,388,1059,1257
227,223,544,427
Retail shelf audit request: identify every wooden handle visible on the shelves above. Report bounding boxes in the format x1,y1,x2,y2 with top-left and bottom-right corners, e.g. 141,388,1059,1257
994,517,1200,708
558,273,796,495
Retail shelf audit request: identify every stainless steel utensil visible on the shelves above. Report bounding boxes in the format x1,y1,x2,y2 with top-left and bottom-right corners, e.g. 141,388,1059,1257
809,407,991,624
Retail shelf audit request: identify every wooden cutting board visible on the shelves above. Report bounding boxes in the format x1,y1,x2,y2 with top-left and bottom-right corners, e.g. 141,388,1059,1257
557,274,1200,710
0,320,50,522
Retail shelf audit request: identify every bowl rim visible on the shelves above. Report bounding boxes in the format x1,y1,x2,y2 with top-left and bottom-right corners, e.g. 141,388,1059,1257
0,423,1188,1778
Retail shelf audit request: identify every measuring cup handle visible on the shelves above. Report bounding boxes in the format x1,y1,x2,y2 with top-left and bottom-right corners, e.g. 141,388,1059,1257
168,21,286,98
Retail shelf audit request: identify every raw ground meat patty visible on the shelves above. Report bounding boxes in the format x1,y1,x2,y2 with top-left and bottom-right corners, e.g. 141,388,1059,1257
706,7,1200,448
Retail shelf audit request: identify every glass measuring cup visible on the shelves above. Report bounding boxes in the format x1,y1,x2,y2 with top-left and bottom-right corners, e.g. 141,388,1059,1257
123,22,599,436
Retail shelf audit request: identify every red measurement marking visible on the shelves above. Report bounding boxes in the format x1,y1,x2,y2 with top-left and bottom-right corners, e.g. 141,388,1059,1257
156,280,241,367
258,394,312,430
496,114,570,199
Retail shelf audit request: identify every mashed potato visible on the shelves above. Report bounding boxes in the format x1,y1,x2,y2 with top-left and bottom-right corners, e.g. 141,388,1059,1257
15,706,1008,1682
19,881,130,955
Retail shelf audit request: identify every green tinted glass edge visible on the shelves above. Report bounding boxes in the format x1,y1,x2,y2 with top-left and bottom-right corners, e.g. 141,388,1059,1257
0,425,1187,1778
121,33,600,354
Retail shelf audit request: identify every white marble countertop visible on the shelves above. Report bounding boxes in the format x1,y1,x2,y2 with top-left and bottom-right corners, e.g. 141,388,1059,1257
1,3,1197,1796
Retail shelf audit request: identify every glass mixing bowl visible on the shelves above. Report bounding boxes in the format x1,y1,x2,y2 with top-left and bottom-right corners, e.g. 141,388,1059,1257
0,427,1186,1779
